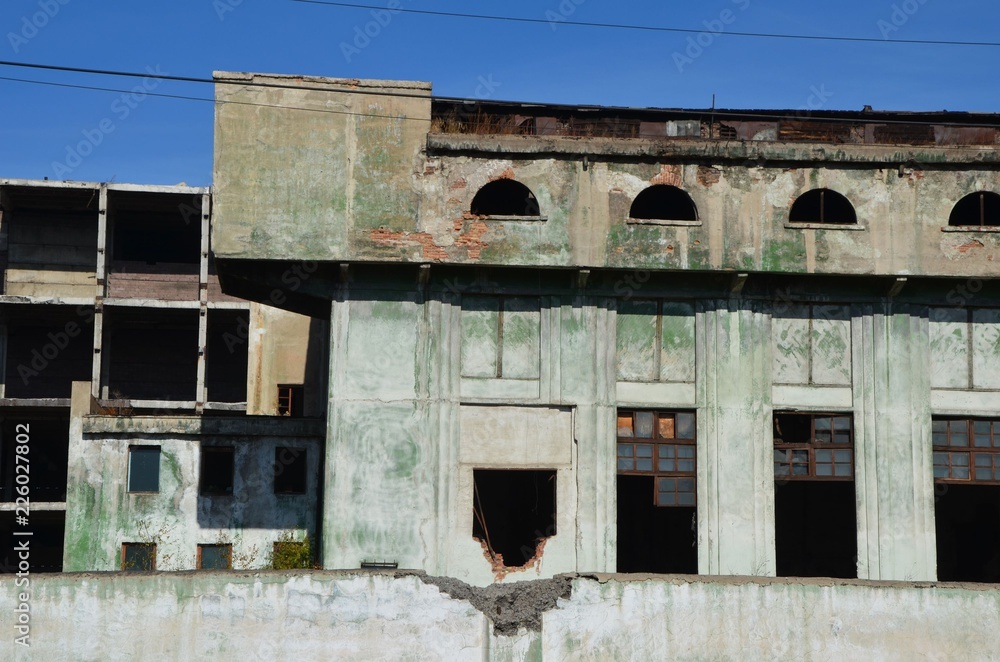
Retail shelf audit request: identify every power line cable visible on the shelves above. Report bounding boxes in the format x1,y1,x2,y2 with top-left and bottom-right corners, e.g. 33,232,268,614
289,0,1000,48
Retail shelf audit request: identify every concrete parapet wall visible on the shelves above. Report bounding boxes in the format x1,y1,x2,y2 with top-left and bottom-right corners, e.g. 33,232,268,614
1,572,998,660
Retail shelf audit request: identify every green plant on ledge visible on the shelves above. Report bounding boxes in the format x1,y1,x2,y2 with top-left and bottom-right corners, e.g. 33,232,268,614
270,531,312,570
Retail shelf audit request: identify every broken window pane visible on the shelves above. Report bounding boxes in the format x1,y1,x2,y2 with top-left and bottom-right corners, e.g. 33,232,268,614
128,446,160,493
617,414,634,438
274,447,308,494
635,412,654,438
200,446,234,496
658,415,675,439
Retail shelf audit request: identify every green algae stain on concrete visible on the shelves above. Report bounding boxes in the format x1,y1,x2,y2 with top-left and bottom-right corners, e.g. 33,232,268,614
761,236,807,272
353,116,419,231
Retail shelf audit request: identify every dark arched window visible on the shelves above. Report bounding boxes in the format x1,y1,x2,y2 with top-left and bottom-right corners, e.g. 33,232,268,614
629,185,698,221
470,179,540,216
789,189,857,224
949,192,1000,227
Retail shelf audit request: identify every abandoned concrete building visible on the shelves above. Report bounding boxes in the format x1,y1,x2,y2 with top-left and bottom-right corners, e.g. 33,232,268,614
4,72,1000,657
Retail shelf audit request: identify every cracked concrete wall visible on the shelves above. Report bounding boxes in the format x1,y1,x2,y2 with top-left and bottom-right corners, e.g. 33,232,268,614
2,572,999,660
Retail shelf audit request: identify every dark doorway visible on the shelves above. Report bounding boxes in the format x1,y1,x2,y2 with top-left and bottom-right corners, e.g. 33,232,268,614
774,481,857,578
936,484,1000,583
616,474,696,573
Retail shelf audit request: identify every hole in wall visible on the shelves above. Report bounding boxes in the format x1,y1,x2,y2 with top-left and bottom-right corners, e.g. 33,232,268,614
472,469,555,569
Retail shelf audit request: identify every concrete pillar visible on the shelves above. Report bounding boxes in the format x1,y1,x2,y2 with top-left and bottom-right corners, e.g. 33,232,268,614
853,303,936,581
697,299,776,575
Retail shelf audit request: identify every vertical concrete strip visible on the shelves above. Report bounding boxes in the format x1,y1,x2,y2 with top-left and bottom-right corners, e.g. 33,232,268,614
697,299,775,575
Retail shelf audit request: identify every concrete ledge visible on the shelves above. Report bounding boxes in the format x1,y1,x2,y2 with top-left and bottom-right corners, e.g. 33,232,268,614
82,414,325,437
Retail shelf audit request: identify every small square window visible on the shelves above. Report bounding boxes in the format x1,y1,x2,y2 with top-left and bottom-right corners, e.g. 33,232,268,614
198,544,232,570
274,447,307,494
122,543,156,571
277,384,304,417
200,446,235,496
128,446,160,493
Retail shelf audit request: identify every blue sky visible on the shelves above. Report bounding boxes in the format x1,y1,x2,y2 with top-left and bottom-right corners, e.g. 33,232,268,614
0,0,996,186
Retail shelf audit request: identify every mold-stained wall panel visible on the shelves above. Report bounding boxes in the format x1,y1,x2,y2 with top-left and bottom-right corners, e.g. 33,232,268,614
616,299,657,382
501,297,540,380
460,296,499,379
972,308,1000,390
772,305,810,385
929,308,970,389
811,305,852,386
660,302,696,383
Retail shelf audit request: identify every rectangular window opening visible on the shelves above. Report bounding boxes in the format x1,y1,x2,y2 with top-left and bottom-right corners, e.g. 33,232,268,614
933,416,1000,583
198,544,233,570
199,446,234,496
472,469,556,569
276,385,304,417
773,412,857,579
616,410,697,574
274,447,307,494
122,543,156,571
128,446,160,493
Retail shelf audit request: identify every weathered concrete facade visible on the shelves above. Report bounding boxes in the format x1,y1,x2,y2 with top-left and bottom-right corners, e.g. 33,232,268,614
3,571,1000,660
210,72,1000,594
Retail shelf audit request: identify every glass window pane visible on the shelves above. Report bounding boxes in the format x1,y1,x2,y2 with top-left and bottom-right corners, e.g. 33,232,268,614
617,414,633,438
123,544,155,571
617,458,634,471
678,478,695,492
678,460,694,472
975,435,991,448
793,451,809,463
975,454,992,467
952,453,969,467
951,420,968,436
658,492,676,506
678,446,695,458
953,467,970,479
950,432,968,447
816,450,832,463
792,464,809,476
659,478,675,491
974,420,991,434
659,445,675,459
635,412,654,438
816,464,833,476
199,545,231,570
994,468,1000,481
814,432,831,444
833,416,851,431
834,432,851,445
932,432,948,447
814,417,831,431
618,444,633,457
834,464,852,477
677,492,695,506
933,451,949,465
636,444,653,458
976,468,993,481
834,450,851,463
993,421,1000,436
774,450,788,462
774,464,789,477
658,415,675,439
933,465,948,479
637,459,653,472
659,459,674,472
932,419,947,433
676,413,695,439
128,447,160,493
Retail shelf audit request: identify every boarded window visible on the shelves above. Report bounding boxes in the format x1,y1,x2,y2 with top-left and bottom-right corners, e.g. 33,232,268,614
616,299,696,383
949,191,1000,227
470,180,540,216
472,469,556,568
274,447,307,494
198,544,232,570
460,296,540,380
616,410,697,573
122,543,156,571
788,188,857,224
628,185,698,221
127,446,160,493
199,446,234,496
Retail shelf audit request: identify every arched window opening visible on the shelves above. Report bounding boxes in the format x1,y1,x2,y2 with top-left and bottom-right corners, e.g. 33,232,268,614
629,185,698,221
949,192,1000,227
470,179,540,217
789,188,857,224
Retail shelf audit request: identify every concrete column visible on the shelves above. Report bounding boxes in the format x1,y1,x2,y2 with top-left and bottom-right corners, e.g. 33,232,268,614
853,303,936,581
697,299,776,576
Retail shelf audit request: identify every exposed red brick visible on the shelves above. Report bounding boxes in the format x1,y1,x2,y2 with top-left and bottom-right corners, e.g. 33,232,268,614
957,239,985,254
449,178,467,189
496,167,516,180
697,165,721,187
454,220,489,260
650,164,682,186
